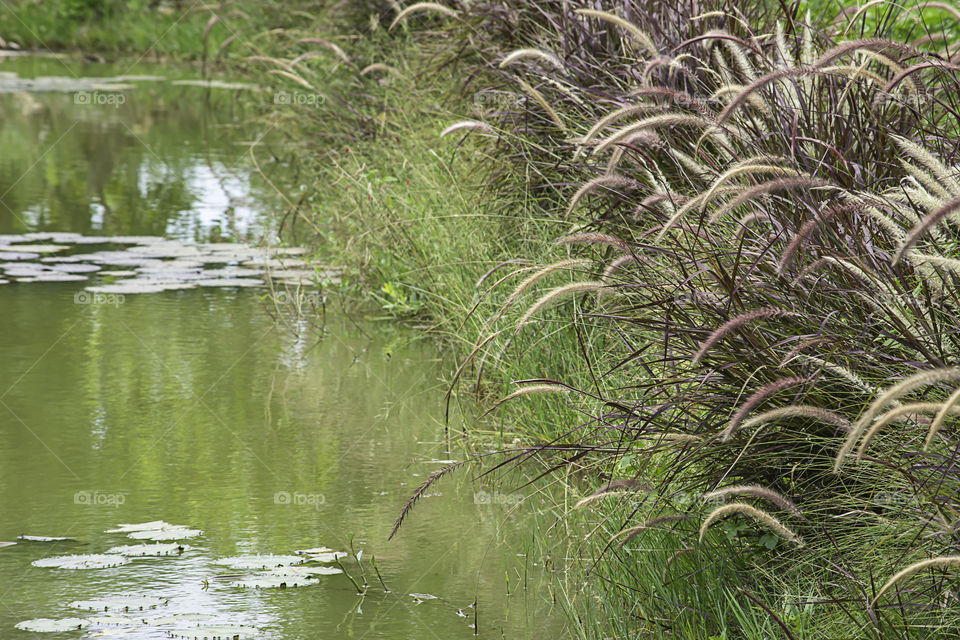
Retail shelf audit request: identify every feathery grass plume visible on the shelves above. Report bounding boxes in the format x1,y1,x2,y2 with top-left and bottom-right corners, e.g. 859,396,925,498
778,202,858,274
499,48,563,69
440,120,495,138
244,55,294,71
602,254,640,281
514,77,567,131
733,406,851,440
389,2,458,30
708,177,835,224
925,385,960,449
576,104,662,159
893,197,960,263
663,548,695,582
703,484,802,518
295,38,351,65
592,115,709,156
481,384,570,418
715,67,826,125
791,354,876,394
891,136,960,197
855,402,957,460
692,307,793,364
699,503,803,547
605,132,663,173
565,175,639,217
574,479,649,509
267,69,315,90
700,165,802,214
883,61,960,95
906,2,960,21
574,9,659,58
611,514,689,547
494,258,592,322
835,367,960,471
900,158,955,202
360,63,399,76
389,461,465,540
871,556,960,608
514,281,606,334
557,232,630,253
724,377,809,439
812,38,913,69
656,186,741,241
909,253,960,274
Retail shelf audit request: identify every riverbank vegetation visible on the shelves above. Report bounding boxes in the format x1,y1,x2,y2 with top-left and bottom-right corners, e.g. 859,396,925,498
258,2,960,638
12,0,960,637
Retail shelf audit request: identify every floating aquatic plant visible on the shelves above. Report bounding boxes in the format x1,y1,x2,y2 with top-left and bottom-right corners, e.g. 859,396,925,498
31,554,130,569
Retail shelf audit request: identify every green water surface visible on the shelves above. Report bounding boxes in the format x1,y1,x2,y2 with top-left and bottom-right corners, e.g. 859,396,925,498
0,54,560,639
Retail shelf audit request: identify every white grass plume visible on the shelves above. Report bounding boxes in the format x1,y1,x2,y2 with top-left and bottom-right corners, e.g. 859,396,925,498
592,115,709,156
566,175,639,217
611,514,688,547
494,258,592,322
515,281,605,333
733,405,851,439
871,556,960,608
703,484,802,517
854,402,955,460
441,120,494,137
692,307,792,364
699,503,803,547
574,9,659,58
482,384,570,417
925,384,960,449
499,48,563,69
557,232,630,253
574,479,649,509
389,2,459,30
835,367,960,471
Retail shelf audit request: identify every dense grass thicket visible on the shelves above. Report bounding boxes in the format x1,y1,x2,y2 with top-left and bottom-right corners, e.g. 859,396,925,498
253,1,960,638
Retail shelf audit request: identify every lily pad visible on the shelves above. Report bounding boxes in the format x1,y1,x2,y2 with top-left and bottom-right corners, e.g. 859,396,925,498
85,614,139,626
105,520,170,533
229,574,318,588
264,565,342,577
69,595,167,611
409,592,438,601
169,625,261,639
0,244,69,253
105,543,187,556
32,554,130,569
194,278,263,287
15,618,90,632
294,546,333,555
145,613,216,624
170,625,261,640
18,535,74,542
300,551,347,563
214,554,304,570
127,526,202,541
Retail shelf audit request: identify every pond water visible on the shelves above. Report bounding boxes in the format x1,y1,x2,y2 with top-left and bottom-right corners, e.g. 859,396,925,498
0,55,560,639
